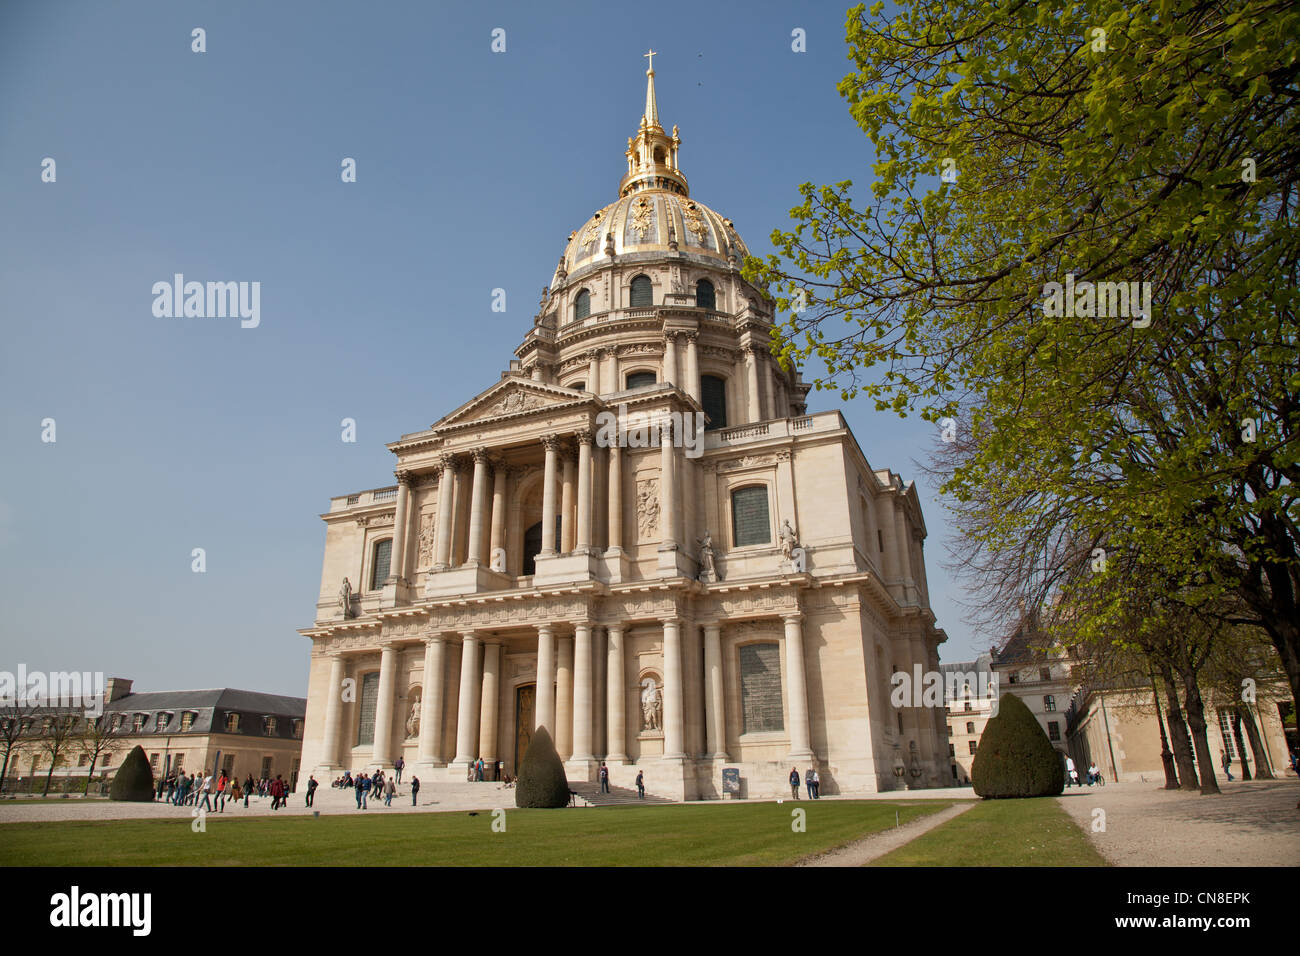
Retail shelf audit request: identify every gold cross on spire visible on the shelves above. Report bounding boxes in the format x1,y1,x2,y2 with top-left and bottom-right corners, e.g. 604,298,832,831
644,48,657,73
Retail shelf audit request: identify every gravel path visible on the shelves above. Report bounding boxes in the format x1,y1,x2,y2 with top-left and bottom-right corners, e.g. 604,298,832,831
796,800,977,867
1055,777,1300,867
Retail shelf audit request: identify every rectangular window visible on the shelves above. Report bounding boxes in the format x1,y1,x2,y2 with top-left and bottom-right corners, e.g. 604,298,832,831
356,672,380,746
222,753,235,775
968,741,977,755
966,721,975,734
964,701,972,712
149,753,159,769
731,486,772,546
701,375,728,430
1048,721,1060,741
1217,712,1238,760
172,754,183,773
877,529,884,553
948,743,955,757
738,643,784,734
371,539,392,590
261,756,273,778
1040,667,1051,681
1044,695,1056,712
180,712,194,732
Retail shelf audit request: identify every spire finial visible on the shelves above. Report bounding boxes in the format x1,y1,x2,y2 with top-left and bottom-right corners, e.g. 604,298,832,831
642,49,659,128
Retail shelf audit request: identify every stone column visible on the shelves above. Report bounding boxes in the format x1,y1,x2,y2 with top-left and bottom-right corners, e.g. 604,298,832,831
434,455,456,570
659,419,678,549
453,633,480,764
576,430,594,553
876,494,900,587
586,352,600,394
417,636,446,765
322,654,345,767
561,452,576,553
783,613,814,760
556,635,574,759
606,624,628,761
703,624,727,759
465,449,490,567
478,642,500,763
663,331,679,386
894,506,914,602
535,624,556,734
541,437,559,556
391,470,412,582
662,617,686,760
684,332,701,403
571,623,594,763
489,464,507,568
372,644,398,766
743,346,762,422
606,445,623,553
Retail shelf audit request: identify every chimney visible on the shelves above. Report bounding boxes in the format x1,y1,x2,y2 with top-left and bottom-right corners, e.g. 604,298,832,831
104,677,133,703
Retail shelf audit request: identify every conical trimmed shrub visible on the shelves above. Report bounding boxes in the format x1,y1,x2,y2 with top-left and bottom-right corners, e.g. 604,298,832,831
971,693,1065,798
515,726,569,808
109,745,156,802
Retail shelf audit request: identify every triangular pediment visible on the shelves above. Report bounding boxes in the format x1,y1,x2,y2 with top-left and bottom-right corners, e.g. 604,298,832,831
433,378,590,431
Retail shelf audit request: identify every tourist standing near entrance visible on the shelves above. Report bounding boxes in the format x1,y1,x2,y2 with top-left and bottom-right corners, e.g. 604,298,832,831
306,775,318,807
599,762,610,793
394,756,404,784
635,771,645,799
789,768,801,799
411,776,420,806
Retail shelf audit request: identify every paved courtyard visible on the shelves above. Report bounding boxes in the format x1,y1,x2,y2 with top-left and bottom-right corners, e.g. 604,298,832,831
1055,777,1300,867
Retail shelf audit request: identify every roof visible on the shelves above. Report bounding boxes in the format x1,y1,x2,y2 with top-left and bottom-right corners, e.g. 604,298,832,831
105,688,304,716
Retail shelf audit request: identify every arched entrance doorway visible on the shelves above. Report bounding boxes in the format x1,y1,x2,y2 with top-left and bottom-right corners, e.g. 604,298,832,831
514,683,536,773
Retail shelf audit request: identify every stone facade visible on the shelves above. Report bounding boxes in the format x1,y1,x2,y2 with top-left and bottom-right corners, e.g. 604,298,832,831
296,60,950,800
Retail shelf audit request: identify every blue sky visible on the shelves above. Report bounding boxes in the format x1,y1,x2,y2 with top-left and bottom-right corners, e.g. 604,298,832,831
0,0,983,696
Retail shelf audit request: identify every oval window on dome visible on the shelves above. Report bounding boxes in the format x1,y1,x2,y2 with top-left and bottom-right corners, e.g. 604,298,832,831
629,275,653,308
574,289,590,321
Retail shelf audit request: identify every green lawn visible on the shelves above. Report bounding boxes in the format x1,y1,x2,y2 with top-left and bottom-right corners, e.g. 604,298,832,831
0,800,951,867
869,797,1107,866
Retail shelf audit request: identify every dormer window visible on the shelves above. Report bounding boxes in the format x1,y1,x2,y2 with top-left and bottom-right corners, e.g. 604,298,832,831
263,716,278,736
225,713,241,733
179,711,196,732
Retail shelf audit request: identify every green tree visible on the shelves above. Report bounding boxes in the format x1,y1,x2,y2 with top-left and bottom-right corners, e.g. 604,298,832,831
746,0,1300,707
971,692,1065,797
109,745,155,802
514,727,570,809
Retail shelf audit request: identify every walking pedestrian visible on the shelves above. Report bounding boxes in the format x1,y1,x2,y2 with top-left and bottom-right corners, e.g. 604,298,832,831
411,776,420,806
394,756,404,784
1221,750,1234,781
789,767,801,799
635,770,645,799
199,772,214,811
385,775,396,806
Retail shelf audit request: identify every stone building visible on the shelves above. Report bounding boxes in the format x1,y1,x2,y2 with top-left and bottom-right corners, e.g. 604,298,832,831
1,678,306,791
296,58,949,800
941,654,995,785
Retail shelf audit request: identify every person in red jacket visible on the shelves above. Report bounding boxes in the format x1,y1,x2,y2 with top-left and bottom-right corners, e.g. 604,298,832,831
270,774,285,810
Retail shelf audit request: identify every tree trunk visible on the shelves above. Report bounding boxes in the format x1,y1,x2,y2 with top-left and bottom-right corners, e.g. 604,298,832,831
42,763,55,796
1179,667,1221,795
1231,713,1252,780
1235,704,1273,780
0,749,10,793
1160,665,1199,791
84,756,98,796
1150,677,1180,789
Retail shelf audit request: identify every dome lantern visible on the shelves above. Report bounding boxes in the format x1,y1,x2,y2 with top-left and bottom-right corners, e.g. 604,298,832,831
620,51,688,198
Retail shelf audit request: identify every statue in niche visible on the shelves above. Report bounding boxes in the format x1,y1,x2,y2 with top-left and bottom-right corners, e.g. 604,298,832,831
779,519,799,560
490,547,506,573
417,514,436,568
406,695,421,738
697,530,717,583
339,577,353,619
640,676,663,733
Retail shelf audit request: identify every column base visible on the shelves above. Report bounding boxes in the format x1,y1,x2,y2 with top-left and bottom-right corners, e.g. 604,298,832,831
564,757,597,780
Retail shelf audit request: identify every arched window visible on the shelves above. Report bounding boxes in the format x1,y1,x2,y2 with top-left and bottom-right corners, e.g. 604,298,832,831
731,486,772,546
626,371,656,390
695,278,716,310
573,289,590,321
522,516,563,575
701,375,727,429
629,274,653,308
570,381,585,392
370,538,393,590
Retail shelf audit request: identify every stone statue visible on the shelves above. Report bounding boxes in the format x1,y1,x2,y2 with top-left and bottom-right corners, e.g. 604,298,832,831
339,577,353,619
417,514,436,568
406,696,420,738
640,677,662,732
697,530,716,582
780,519,798,560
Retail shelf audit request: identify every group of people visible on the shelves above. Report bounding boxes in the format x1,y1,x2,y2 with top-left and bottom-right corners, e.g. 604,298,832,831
1064,756,1104,786
788,767,821,799
156,771,294,810
339,768,422,808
